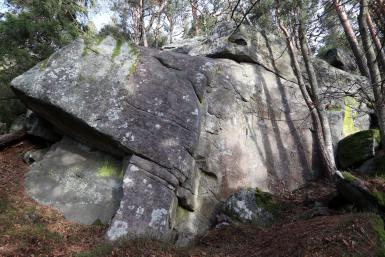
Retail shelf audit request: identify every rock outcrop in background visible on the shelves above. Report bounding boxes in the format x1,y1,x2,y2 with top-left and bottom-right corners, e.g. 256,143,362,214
10,24,372,245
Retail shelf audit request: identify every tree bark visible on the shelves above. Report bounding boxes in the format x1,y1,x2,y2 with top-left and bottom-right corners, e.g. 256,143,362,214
333,0,370,77
298,13,337,178
366,13,385,74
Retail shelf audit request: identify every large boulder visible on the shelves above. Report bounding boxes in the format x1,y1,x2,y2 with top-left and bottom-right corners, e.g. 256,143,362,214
25,137,123,225
11,24,372,244
337,129,381,169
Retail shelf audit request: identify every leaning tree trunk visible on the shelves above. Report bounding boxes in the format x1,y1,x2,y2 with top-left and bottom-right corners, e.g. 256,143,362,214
298,13,337,178
359,0,385,147
333,0,370,77
275,0,338,179
366,13,385,76
191,0,200,36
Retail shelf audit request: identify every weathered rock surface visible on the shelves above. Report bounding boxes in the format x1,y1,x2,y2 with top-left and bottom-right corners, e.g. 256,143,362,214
12,24,373,243
337,129,381,169
25,137,123,225
219,188,277,226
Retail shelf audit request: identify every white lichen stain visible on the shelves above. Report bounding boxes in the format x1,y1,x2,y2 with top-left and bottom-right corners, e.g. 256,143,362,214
107,221,128,241
135,206,144,218
123,176,134,187
149,208,168,229
155,124,161,129
234,200,253,221
130,165,139,172
191,108,199,116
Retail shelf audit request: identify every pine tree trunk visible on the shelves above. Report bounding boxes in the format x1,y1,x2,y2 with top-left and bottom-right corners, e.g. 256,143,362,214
366,13,385,74
333,0,370,77
275,1,338,179
298,15,337,178
359,0,385,147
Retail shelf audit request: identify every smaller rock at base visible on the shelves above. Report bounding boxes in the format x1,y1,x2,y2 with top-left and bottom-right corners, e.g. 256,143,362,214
219,188,278,226
337,129,381,169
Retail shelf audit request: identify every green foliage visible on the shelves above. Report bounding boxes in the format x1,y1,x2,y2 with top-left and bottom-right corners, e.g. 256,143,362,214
369,214,385,256
0,0,93,87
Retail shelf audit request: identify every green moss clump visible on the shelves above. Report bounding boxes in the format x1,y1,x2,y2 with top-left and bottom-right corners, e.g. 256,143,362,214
112,39,123,59
369,214,385,256
255,188,279,215
75,244,113,257
341,171,359,183
337,129,381,169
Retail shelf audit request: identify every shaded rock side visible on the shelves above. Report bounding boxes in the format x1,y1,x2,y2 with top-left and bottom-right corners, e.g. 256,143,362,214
337,129,381,169
24,137,123,225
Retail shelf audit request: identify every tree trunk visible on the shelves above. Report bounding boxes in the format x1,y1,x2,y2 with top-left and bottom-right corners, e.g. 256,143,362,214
275,0,338,179
333,0,370,77
366,13,385,75
191,0,200,36
140,0,148,47
359,0,385,147
298,13,337,178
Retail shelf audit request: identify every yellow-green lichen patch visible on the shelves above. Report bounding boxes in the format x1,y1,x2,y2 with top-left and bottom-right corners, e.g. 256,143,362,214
343,96,359,136
97,161,122,178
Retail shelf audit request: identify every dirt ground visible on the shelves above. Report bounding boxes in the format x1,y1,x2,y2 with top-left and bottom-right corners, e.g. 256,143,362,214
0,139,384,257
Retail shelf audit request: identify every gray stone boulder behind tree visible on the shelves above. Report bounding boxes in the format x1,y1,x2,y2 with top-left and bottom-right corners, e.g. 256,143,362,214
219,188,278,226
319,48,358,73
337,129,381,169
24,137,123,225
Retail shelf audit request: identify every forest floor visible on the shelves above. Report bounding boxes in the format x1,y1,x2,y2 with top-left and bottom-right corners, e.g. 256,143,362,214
0,139,384,257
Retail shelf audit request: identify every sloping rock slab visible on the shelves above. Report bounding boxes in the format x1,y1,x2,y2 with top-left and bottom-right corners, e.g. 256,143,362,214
25,137,123,225
11,36,209,183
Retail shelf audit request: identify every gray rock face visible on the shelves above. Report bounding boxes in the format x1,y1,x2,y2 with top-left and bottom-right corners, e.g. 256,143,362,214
12,24,372,243
319,48,358,73
24,137,123,225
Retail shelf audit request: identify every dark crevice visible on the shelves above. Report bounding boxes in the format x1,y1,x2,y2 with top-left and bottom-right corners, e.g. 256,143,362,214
206,52,300,86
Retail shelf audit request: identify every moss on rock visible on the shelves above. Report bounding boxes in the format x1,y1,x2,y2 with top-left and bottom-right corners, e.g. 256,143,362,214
337,129,381,169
